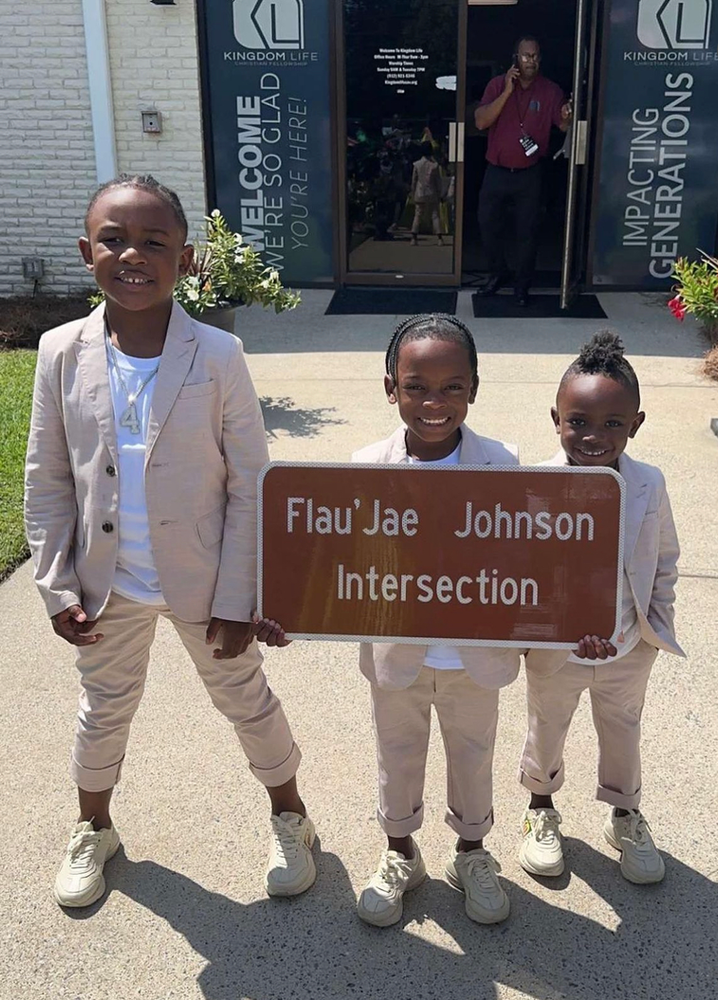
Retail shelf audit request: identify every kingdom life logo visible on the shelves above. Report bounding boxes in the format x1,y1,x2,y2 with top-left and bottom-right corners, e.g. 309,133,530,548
233,0,305,50
637,0,712,49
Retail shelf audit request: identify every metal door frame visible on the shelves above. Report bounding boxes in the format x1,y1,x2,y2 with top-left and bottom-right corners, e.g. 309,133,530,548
560,0,600,307
335,0,467,287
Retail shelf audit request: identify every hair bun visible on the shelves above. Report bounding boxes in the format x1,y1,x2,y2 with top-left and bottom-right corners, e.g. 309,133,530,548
578,331,625,375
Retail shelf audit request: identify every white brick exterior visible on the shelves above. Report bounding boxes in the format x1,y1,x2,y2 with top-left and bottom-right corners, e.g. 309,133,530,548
0,1,207,297
106,1,207,241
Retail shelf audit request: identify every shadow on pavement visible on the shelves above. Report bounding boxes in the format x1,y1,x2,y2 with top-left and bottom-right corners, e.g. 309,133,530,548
69,839,717,1000
260,396,345,440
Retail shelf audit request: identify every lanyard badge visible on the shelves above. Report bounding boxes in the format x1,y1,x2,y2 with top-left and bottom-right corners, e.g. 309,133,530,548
519,133,539,157
515,87,539,157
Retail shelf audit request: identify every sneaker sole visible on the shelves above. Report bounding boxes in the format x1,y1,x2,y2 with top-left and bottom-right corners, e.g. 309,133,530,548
265,818,318,898
54,836,121,908
518,843,565,878
603,827,665,885
356,859,427,928
444,866,511,925
356,899,404,928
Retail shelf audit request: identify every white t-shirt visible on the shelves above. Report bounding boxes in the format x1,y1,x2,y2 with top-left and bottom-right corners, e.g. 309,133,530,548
107,345,165,606
407,442,464,670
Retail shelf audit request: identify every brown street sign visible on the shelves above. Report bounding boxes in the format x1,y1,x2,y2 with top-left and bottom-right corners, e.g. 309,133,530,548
258,463,625,648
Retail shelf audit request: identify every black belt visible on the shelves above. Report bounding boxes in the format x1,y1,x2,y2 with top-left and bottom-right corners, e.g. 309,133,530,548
488,162,539,174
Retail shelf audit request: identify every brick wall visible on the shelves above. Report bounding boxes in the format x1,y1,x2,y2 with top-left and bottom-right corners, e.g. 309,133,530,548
0,2,97,295
0,1,207,298
105,0,207,242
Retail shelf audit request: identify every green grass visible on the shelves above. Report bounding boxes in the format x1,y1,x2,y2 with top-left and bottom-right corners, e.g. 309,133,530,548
0,350,37,580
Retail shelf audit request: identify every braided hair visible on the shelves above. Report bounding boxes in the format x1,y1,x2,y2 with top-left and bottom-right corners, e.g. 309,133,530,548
385,314,479,392
85,174,188,241
560,331,640,406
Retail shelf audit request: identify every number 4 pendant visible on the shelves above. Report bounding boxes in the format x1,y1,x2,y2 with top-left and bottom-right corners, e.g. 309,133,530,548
120,400,141,435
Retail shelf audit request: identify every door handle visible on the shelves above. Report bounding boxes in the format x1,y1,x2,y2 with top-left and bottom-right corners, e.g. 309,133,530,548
575,120,588,165
448,122,457,162
457,122,465,163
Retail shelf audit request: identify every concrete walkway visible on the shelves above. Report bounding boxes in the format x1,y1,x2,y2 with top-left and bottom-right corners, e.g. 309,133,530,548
1,292,716,1000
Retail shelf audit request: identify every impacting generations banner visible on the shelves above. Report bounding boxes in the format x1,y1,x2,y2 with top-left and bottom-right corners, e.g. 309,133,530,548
201,0,334,284
593,0,718,288
259,464,626,648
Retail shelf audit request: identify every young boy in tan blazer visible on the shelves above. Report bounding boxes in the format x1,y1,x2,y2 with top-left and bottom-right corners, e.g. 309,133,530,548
25,175,314,908
354,315,519,926
518,332,684,884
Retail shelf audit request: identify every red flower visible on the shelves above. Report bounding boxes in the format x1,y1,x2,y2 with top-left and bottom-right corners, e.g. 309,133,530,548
668,295,686,321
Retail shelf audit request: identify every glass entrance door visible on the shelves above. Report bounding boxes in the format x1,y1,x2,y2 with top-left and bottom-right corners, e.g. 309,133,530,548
339,0,465,284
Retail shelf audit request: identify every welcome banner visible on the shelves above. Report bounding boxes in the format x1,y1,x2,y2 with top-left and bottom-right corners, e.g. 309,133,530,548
593,0,718,288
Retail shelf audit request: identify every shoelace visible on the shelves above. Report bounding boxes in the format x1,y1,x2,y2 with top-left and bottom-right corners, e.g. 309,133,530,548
67,827,103,869
377,852,414,889
534,810,562,843
463,850,501,890
624,810,651,846
270,818,302,863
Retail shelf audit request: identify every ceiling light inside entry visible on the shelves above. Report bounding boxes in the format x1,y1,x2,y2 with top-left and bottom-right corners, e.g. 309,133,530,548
469,1,519,6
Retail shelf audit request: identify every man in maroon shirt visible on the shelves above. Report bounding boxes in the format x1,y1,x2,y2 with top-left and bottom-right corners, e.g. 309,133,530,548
475,36,572,306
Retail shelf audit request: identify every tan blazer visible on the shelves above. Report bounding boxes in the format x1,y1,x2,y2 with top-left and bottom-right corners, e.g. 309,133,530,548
352,425,522,691
526,449,685,676
24,302,268,624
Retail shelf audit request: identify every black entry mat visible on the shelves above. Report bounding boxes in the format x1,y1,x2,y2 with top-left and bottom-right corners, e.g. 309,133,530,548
326,287,458,316
471,292,606,320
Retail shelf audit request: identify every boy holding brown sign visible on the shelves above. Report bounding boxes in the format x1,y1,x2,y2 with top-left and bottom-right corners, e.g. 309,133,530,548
349,314,520,927
518,333,684,885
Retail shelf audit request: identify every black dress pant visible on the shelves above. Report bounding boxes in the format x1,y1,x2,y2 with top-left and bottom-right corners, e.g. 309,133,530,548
478,162,543,292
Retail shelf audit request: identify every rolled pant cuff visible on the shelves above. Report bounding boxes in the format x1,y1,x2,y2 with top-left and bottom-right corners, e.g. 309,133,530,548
71,755,124,792
376,803,424,838
445,807,493,842
249,742,302,788
518,760,565,796
596,784,641,810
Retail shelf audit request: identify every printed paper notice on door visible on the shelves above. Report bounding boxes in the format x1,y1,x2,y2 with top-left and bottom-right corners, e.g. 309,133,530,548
258,463,625,648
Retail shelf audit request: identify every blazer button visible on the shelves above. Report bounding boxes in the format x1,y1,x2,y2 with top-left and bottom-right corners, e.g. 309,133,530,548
102,521,114,533
106,465,116,477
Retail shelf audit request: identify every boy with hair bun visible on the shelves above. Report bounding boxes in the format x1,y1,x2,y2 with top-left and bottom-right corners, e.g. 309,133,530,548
518,332,684,884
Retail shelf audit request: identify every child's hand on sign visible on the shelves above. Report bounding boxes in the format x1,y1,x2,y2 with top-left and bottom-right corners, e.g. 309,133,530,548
574,633,623,660
252,613,293,647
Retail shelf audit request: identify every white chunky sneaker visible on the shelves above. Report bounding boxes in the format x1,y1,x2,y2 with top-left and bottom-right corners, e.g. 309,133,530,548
445,846,510,924
357,843,427,927
265,812,316,897
54,821,121,908
604,808,665,884
519,808,564,877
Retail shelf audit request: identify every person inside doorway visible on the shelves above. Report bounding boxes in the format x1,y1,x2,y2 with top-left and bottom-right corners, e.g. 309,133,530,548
410,141,445,247
475,36,572,306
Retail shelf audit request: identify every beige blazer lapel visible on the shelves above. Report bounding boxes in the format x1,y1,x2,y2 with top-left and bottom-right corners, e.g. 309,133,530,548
386,426,409,463
145,302,198,464
618,454,649,572
74,304,118,466
458,426,491,465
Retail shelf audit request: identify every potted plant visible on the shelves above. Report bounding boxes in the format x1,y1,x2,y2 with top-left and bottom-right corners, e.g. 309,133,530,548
90,209,300,332
668,251,718,345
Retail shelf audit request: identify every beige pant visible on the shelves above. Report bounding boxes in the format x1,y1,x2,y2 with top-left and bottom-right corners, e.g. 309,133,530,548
411,201,442,235
71,592,301,792
371,667,499,840
519,640,658,810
